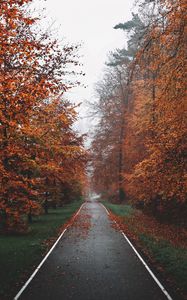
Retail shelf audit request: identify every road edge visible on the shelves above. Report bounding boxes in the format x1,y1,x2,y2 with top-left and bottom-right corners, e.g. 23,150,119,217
14,202,85,300
100,202,173,300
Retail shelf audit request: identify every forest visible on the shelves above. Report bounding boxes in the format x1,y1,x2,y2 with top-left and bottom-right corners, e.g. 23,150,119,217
0,0,186,299
91,0,186,224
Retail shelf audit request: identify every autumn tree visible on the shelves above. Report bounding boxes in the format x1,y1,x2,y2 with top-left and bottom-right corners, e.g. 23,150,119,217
91,61,131,202
0,0,87,232
128,0,187,219
28,97,87,213
91,13,143,202
91,0,186,221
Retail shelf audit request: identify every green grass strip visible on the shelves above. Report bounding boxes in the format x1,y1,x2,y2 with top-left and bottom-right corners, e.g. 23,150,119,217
101,200,187,296
140,234,187,294
101,200,134,217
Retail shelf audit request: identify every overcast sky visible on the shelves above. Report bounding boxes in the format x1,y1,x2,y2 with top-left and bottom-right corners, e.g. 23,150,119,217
34,0,135,135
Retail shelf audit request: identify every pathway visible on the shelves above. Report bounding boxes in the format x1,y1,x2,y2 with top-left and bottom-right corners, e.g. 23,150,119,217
16,199,171,300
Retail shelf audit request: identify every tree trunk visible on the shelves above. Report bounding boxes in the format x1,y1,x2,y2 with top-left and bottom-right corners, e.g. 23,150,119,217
28,208,33,223
118,116,126,203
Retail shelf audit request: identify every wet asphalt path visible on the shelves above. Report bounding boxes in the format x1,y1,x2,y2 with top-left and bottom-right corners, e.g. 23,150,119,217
18,200,168,300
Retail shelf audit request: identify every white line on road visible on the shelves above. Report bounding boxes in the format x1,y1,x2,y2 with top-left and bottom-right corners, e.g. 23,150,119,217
14,202,85,300
100,203,109,215
100,203,173,300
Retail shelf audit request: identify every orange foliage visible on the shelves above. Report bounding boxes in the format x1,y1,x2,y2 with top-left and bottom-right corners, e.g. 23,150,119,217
126,0,186,213
91,0,186,220
0,0,87,232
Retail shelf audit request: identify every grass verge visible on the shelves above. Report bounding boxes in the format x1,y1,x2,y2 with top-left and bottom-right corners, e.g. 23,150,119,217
0,199,83,300
101,201,134,217
102,200,187,300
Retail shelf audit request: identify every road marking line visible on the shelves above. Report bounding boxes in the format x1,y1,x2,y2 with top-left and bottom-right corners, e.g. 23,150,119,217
14,202,85,300
101,203,173,300
121,232,173,300
100,203,109,215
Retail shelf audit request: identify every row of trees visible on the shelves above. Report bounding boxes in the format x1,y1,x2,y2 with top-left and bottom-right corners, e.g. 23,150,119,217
91,0,186,221
0,0,87,232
